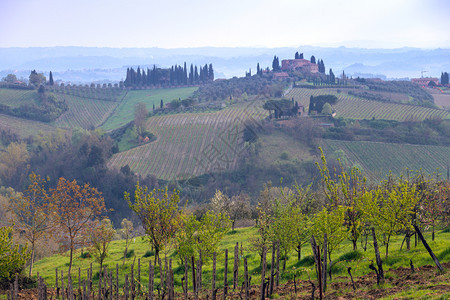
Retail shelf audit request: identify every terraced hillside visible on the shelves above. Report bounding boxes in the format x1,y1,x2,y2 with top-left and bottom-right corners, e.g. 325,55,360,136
0,113,57,138
53,94,119,129
321,139,450,181
0,88,38,107
332,97,449,121
102,87,197,131
108,101,268,180
286,87,450,121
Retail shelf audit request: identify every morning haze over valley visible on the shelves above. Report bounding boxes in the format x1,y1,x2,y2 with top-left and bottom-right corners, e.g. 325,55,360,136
0,0,449,299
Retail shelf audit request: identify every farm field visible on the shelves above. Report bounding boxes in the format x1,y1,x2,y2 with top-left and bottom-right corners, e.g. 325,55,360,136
286,87,450,121
332,97,450,121
52,94,119,129
0,88,38,107
0,113,57,138
108,101,268,180
321,139,450,181
101,87,197,131
30,226,450,299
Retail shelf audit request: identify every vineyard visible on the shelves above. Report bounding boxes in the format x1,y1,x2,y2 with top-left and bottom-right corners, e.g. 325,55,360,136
108,101,268,180
332,97,450,121
52,94,119,129
0,113,57,138
101,87,197,131
0,88,39,107
48,86,126,102
286,87,450,121
321,139,450,181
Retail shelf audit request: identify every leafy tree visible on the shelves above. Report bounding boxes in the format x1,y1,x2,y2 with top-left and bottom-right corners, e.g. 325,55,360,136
119,218,135,265
358,181,420,258
8,173,51,277
229,193,252,230
0,142,29,186
29,70,46,87
2,74,17,83
176,211,231,262
49,177,106,273
134,102,148,135
88,218,115,271
0,226,30,280
311,205,347,261
126,183,183,265
321,102,332,115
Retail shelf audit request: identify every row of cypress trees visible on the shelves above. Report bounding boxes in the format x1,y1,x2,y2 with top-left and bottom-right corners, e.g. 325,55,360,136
124,63,214,87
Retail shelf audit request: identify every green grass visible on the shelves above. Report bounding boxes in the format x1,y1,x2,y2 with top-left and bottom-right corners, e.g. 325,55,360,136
101,88,197,131
32,226,450,295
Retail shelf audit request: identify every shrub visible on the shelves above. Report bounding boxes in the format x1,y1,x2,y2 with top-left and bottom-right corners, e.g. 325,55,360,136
143,250,154,258
125,249,135,258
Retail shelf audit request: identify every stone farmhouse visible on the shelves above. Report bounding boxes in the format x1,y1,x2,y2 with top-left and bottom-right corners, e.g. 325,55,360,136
281,59,319,73
411,77,439,86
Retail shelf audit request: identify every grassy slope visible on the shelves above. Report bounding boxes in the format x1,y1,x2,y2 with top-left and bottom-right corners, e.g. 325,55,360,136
32,227,450,295
107,101,267,180
286,87,450,121
101,88,197,131
321,139,450,181
0,113,57,138
0,88,38,108
52,94,119,129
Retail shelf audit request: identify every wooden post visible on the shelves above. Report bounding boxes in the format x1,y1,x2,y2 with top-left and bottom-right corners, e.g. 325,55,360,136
158,257,163,295
83,279,87,300
372,227,384,282
260,245,266,300
87,268,91,300
130,264,135,300
61,270,65,300
56,268,59,298
98,269,102,300
198,250,202,290
124,274,129,300
191,256,197,299
116,264,119,300
169,259,174,300
233,242,239,290
109,269,113,300
184,257,188,300
317,245,322,300
212,252,217,300
164,256,168,292
269,242,275,296
138,258,141,294
414,224,444,272
149,261,154,300
322,233,328,293
276,241,280,288
68,273,73,300
223,249,228,300
90,263,93,291
244,257,249,300
78,267,81,290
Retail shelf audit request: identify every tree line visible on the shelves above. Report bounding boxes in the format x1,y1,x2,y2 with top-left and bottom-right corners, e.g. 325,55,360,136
124,63,214,88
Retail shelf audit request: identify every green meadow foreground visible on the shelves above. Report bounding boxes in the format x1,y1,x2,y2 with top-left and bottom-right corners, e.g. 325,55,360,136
29,227,450,299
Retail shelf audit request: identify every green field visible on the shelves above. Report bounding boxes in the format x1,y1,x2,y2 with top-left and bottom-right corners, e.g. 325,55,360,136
108,101,267,180
31,226,450,297
0,113,57,138
321,139,450,181
0,88,39,108
101,88,198,131
53,94,119,129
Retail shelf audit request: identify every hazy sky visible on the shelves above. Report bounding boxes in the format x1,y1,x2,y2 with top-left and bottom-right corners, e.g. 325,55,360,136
1,0,449,49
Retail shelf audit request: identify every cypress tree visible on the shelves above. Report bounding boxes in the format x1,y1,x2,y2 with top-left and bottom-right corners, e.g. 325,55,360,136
208,64,214,81
310,56,316,64
295,52,299,59
160,99,163,109
194,66,199,83
184,62,188,85
300,53,304,59
189,64,194,84
136,67,142,85
49,71,54,85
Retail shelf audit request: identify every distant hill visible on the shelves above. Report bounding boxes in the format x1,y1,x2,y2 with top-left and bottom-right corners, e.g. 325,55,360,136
1,46,449,83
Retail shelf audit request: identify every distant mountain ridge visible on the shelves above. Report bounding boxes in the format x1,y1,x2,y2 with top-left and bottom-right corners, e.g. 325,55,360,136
1,46,449,83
